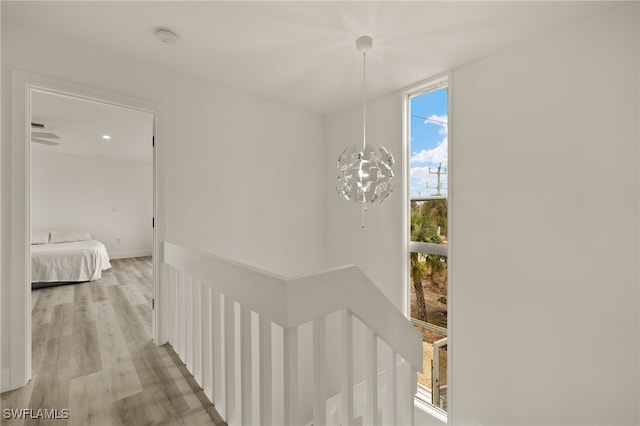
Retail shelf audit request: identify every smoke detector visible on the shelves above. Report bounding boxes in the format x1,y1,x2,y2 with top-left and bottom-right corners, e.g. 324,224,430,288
155,28,178,44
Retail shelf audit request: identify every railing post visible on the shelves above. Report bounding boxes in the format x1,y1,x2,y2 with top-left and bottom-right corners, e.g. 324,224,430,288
193,280,202,384
185,274,194,372
388,348,397,426
341,310,354,426
408,364,417,426
365,329,379,426
240,306,252,425
312,317,326,426
170,266,178,345
211,289,223,417
224,296,236,425
177,270,186,359
283,326,298,426
201,286,212,402
259,317,272,425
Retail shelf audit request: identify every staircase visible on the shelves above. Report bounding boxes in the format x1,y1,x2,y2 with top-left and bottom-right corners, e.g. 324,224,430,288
163,241,423,426
319,366,411,426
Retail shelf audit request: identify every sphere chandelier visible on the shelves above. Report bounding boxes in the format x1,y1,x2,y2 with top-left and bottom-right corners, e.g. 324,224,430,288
336,36,395,228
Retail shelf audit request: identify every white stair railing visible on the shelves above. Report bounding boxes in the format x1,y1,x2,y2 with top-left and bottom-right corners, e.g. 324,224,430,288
163,241,423,426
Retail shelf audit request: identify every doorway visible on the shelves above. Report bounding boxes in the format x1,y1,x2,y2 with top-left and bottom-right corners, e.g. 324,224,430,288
7,72,161,389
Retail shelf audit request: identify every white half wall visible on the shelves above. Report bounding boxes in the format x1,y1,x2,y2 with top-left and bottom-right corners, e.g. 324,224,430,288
324,4,639,425
31,151,153,259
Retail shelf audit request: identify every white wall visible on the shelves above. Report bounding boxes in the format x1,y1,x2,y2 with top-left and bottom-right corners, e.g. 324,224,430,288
1,22,325,390
450,4,638,425
31,151,153,259
324,4,639,425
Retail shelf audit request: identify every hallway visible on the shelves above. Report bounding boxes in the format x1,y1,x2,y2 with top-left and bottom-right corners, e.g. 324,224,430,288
1,257,220,425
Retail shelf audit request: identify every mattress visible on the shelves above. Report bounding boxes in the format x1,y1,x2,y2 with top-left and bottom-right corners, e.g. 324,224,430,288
31,240,112,283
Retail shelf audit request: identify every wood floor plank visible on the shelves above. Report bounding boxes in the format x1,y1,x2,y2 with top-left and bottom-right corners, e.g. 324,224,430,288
119,283,148,307
136,303,153,335
31,322,51,378
105,285,149,347
68,370,115,426
71,284,102,379
59,301,74,338
70,320,102,380
31,288,55,327
73,282,95,323
26,333,72,426
99,266,119,288
88,280,108,303
93,299,143,402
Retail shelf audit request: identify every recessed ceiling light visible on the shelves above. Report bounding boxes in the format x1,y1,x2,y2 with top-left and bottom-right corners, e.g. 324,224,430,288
102,135,111,140
156,28,178,44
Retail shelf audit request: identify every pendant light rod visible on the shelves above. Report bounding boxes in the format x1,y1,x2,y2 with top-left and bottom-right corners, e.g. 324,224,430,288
361,52,367,228
356,36,372,152
362,50,367,151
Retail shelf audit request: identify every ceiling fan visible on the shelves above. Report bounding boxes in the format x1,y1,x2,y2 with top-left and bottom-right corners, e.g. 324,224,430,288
31,122,60,146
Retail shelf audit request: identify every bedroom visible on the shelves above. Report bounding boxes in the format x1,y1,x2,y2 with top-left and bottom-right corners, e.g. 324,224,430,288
29,90,155,311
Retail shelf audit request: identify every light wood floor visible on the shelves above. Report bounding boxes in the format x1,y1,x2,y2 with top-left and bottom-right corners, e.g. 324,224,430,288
1,257,220,426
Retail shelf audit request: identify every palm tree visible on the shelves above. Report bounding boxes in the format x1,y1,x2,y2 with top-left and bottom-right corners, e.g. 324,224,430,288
410,251,428,322
421,199,447,237
410,210,441,322
424,254,446,286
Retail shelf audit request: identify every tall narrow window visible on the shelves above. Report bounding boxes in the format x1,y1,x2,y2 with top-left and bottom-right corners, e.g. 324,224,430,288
406,79,449,415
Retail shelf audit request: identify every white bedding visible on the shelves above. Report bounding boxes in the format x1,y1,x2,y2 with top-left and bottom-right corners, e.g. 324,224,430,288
31,240,111,283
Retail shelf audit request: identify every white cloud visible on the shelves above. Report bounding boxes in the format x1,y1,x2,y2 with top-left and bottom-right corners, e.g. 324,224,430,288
410,115,448,195
410,166,431,180
411,114,448,166
425,114,448,136
411,137,448,165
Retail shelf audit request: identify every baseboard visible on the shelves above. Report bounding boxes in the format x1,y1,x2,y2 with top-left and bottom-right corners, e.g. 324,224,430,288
109,250,152,260
1,367,11,393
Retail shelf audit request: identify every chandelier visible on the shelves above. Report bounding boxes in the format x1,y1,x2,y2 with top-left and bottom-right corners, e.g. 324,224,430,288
336,36,395,228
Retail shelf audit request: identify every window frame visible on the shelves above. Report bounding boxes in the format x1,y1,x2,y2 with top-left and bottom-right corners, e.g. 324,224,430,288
402,72,452,422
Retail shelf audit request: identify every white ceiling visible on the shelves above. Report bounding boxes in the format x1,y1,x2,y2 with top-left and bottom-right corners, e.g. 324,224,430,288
3,1,620,116
31,90,154,163
12,1,620,162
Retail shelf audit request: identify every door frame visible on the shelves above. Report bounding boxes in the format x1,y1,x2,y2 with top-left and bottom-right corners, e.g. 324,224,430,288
9,70,162,389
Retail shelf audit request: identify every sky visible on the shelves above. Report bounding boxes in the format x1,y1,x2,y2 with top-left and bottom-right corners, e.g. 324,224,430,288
409,87,448,197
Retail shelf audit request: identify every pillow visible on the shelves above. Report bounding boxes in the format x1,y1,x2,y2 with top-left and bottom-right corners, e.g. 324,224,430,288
50,231,91,244
31,231,50,245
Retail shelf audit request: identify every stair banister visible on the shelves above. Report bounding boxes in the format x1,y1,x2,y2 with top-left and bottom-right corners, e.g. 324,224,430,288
285,266,423,370
163,241,423,426
165,242,422,369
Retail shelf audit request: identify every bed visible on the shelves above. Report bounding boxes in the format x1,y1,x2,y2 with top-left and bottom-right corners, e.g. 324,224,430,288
31,231,111,287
